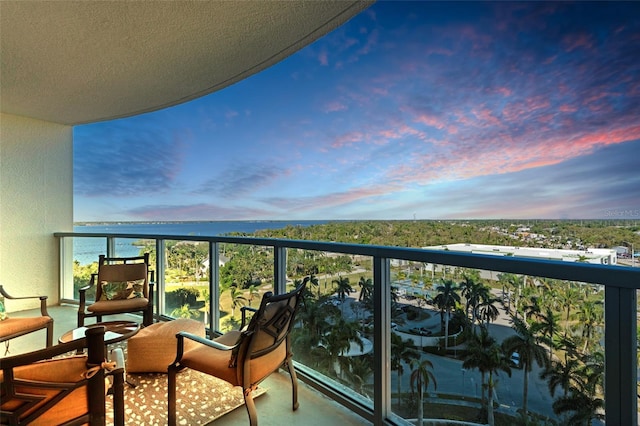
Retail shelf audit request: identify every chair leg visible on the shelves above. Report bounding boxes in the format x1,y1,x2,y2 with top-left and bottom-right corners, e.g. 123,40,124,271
244,388,258,426
285,357,299,411
143,307,152,326
168,365,178,426
45,321,53,347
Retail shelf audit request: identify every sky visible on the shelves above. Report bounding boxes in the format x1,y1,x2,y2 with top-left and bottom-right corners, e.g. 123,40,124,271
74,1,640,222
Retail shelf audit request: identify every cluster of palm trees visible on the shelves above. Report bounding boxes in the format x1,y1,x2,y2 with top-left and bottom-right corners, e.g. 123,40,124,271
395,270,606,425
292,275,374,393
474,272,605,425
501,273,606,425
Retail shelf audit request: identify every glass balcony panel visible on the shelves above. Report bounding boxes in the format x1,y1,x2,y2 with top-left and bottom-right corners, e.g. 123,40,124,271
71,236,105,301
290,250,375,403
162,240,210,328
113,237,148,258
389,264,605,424
217,243,273,333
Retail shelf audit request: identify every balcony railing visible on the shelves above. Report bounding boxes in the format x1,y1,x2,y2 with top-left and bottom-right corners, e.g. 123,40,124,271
55,231,640,425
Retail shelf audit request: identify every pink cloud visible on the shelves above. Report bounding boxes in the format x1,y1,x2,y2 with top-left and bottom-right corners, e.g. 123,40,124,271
562,33,594,52
324,101,347,113
472,107,502,127
318,50,329,66
414,114,447,130
495,87,512,97
331,131,365,148
264,183,399,212
384,120,640,188
559,104,578,113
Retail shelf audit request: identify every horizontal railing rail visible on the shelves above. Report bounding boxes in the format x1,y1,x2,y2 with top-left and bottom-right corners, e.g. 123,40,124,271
55,231,640,426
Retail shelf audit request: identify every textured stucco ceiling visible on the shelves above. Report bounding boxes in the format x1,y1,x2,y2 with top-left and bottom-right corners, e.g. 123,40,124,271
0,1,372,125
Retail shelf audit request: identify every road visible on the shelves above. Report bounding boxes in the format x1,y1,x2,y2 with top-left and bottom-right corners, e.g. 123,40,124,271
338,288,559,421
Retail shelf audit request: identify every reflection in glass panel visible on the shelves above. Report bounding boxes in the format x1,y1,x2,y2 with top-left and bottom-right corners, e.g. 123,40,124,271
290,250,374,401
72,237,105,300
161,240,210,325
217,243,274,333
389,262,606,425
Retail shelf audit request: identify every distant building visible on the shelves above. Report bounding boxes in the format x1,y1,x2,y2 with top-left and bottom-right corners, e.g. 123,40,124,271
423,243,617,265
612,246,631,257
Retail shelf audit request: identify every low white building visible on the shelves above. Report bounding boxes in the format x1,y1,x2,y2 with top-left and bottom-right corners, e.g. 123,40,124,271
424,243,617,265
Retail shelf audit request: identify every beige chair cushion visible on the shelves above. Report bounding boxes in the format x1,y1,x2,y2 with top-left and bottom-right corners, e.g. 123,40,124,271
0,316,52,339
180,338,286,386
126,319,205,373
0,356,91,425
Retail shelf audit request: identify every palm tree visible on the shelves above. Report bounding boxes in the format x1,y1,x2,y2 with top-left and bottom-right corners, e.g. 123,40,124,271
171,303,200,319
540,356,582,398
246,284,260,307
333,276,353,314
501,316,548,422
552,352,604,425
462,326,495,409
344,356,373,396
507,275,524,318
308,273,320,298
433,279,460,349
409,358,437,426
358,276,373,304
577,299,603,353
477,298,500,327
557,284,580,336
325,317,362,377
485,344,511,426
295,298,336,347
391,332,418,404
536,307,560,363
227,285,247,317
459,274,479,319
460,275,489,326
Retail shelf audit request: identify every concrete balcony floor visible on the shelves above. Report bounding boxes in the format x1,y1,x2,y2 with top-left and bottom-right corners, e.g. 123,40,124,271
3,305,369,426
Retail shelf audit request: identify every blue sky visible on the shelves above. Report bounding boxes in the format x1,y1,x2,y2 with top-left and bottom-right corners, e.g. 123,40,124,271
74,1,640,222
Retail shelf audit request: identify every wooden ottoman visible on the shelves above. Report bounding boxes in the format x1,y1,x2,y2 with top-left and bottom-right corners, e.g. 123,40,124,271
126,319,205,373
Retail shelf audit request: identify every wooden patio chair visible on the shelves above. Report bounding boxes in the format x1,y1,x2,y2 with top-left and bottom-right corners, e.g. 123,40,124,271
168,277,308,426
78,253,155,327
0,325,125,425
0,285,53,354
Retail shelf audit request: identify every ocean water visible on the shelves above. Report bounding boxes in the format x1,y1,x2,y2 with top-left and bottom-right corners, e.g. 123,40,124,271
72,220,328,265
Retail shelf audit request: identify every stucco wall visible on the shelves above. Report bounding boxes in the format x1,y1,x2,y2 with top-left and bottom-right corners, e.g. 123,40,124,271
0,113,73,311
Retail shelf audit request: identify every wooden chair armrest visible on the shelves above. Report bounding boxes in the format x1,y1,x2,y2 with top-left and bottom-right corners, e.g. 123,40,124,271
172,331,240,366
0,284,50,317
78,273,98,310
240,305,258,328
178,331,239,351
0,284,47,301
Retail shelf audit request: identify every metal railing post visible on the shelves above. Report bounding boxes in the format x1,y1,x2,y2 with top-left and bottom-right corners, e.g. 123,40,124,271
604,285,638,425
373,255,391,426
274,245,287,294
155,239,166,317
209,242,220,334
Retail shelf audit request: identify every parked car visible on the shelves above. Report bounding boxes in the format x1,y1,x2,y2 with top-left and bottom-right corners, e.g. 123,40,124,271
510,352,521,368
